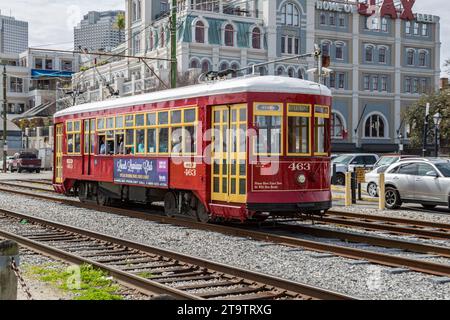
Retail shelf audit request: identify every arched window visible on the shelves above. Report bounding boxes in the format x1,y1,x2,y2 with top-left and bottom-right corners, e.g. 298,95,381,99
252,27,261,49
149,31,154,51
195,21,205,43
419,51,427,67
365,46,373,62
277,66,284,76
407,49,415,65
231,62,240,77
160,29,165,47
219,61,229,71
281,2,300,26
297,69,304,79
321,42,330,57
364,113,386,138
331,112,345,139
224,24,234,46
320,13,326,25
190,59,200,69
287,67,295,78
379,47,386,63
335,43,344,60
201,60,211,73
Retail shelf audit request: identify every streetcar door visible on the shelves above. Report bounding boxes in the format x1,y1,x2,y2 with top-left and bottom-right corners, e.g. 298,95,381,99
82,119,95,176
55,124,63,184
211,104,247,203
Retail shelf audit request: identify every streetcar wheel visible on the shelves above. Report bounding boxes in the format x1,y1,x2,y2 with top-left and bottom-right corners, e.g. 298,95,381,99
164,192,177,218
96,190,110,206
385,187,401,210
367,183,378,197
196,202,210,223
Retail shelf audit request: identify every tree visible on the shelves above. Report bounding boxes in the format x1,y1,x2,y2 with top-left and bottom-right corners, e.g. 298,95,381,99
403,89,450,150
115,13,126,31
445,58,450,75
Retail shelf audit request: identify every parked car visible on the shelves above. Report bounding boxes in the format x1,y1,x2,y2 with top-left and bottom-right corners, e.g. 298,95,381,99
331,153,380,185
9,152,42,173
0,156,14,172
384,158,450,210
365,165,390,197
373,154,417,169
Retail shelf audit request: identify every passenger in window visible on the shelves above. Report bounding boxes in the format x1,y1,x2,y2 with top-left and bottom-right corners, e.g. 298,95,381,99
67,137,74,153
107,141,115,155
117,136,125,154
138,139,145,153
99,136,106,155
172,134,182,154
126,146,134,155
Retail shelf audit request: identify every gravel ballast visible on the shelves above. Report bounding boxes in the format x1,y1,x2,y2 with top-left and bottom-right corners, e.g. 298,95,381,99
0,192,449,300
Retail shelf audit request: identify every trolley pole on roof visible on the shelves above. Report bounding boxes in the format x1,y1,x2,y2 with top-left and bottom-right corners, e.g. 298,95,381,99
2,64,7,173
170,0,177,88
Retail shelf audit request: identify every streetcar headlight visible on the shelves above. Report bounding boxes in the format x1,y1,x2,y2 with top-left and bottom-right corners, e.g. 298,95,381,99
297,174,306,184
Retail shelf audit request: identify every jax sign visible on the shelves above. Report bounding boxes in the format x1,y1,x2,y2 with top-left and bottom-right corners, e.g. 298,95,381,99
114,158,169,187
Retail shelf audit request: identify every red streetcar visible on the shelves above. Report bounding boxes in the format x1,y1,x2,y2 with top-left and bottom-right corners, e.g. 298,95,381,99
53,75,332,222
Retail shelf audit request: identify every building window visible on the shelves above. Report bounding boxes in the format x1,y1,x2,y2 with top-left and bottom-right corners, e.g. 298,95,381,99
364,75,370,90
320,13,326,25
407,49,415,65
413,22,419,35
338,15,345,27
365,46,373,62
335,45,343,60
298,69,303,79
413,79,419,93
373,75,379,91
381,18,388,32
295,38,299,54
195,21,205,43
331,112,344,139
281,2,300,26
381,76,388,91
281,36,286,53
288,67,295,78
329,14,335,26
224,24,234,46
365,114,385,138
201,60,210,73
61,60,73,72
406,21,411,34
419,51,426,67
252,27,261,49
338,73,345,89
45,59,53,70
149,31,154,50
190,59,199,69
9,77,23,93
379,47,386,63
160,29,165,47
321,42,330,57
420,79,427,93
287,37,292,54
422,24,428,36
329,72,335,88
277,66,284,76
219,61,229,71
405,78,411,93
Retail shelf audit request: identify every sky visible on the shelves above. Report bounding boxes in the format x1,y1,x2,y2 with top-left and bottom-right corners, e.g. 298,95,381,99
0,0,448,75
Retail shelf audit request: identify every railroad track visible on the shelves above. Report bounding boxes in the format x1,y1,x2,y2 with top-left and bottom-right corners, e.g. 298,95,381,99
1,186,450,278
1,181,449,241
0,181,54,193
0,209,352,300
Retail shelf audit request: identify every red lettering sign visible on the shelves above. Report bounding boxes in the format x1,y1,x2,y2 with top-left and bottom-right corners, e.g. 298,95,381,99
400,0,415,20
380,0,397,19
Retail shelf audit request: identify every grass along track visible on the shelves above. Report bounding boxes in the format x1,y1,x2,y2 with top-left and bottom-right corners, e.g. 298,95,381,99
0,209,352,300
0,186,450,278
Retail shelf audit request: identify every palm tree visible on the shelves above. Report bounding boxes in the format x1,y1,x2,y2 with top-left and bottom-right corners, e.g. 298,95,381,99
115,12,125,31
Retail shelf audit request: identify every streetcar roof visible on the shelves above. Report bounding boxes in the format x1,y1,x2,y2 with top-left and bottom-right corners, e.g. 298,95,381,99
54,75,331,118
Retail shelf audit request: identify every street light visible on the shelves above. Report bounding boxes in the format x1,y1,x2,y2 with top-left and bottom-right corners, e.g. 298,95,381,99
398,133,403,155
433,112,442,157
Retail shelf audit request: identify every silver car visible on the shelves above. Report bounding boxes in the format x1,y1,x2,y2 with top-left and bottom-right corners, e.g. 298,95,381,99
384,159,450,210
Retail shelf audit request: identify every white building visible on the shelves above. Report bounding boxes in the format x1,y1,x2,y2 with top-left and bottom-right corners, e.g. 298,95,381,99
65,0,441,153
74,10,126,52
0,14,28,54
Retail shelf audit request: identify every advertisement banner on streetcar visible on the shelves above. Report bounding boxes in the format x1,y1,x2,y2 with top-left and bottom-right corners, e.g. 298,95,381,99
113,158,169,187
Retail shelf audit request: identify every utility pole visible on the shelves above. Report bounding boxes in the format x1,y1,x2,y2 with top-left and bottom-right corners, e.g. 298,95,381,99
2,65,7,173
170,0,177,88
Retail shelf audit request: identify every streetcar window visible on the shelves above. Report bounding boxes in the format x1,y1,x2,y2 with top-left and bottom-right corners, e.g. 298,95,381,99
147,113,156,126
125,115,134,127
184,126,196,154
66,120,81,155
287,104,311,156
147,129,156,153
84,120,91,155
97,118,105,130
158,128,169,153
136,114,145,127
106,117,114,129
66,121,73,132
158,111,169,125
171,110,182,124
171,126,182,154
115,116,124,129
253,103,283,155
184,109,196,123
314,105,330,156
136,129,145,154
115,132,125,154
125,129,135,154
98,135,106,155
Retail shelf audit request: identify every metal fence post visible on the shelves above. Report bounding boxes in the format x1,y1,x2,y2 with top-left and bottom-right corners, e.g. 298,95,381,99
379,173,385,210
0,240,19,300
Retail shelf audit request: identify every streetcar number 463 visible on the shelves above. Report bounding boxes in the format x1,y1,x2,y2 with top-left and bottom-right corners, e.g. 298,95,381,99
289,163,311,171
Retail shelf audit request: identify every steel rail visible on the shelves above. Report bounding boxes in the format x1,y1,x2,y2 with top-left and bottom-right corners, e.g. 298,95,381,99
0,187,449,277
0,209,353,300
0,181,54,192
